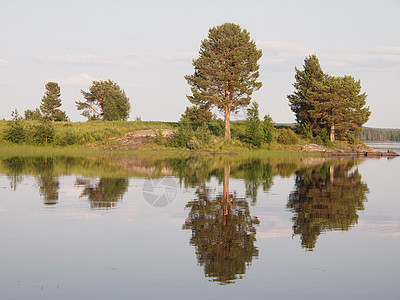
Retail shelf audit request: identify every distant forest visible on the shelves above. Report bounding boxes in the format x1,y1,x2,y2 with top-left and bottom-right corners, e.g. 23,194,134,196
359,127,400,142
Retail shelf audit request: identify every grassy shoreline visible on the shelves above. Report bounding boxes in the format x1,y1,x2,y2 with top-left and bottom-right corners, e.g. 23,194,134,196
0,119,369,157
0,142,318,159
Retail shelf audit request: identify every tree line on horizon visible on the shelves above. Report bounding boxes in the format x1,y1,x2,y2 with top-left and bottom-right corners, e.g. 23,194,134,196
4,22,374,145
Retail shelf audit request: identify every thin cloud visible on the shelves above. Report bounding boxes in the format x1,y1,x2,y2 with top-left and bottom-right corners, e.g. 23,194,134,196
257,40,315,65
129,51,197,66
57,73,98,87
321,48,400,72
36,54,141,68
257,41,400,73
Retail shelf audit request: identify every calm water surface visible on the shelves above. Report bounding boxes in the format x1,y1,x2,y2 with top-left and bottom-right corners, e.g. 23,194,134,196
0,150,399,299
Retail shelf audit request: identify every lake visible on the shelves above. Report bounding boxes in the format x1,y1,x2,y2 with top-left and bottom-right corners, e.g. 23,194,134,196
0,146,399,299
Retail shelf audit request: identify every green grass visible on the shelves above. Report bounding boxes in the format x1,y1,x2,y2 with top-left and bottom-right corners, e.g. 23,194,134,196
0,119,362,155
0,120,178,147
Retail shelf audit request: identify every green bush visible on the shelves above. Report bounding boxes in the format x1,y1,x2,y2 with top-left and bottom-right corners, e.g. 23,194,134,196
4,122,25,143
207,120,224,137
319,128,329,143
243,102,264,147
32,121,54,145
277,128,298,145
187,124,212,150
3,110,26,143
155,129,163,145
54,130,79,146
312,136,323,145
263,114,275,144
230,121,246,140
167,124,194,148
168,123,212,150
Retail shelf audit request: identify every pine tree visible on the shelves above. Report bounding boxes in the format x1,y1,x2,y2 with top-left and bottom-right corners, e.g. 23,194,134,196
185,23,262,139
244,102,264,147
287,54,324,131
310,75,370,141
288,55,371,141
40,82,66,122
76,80,130,121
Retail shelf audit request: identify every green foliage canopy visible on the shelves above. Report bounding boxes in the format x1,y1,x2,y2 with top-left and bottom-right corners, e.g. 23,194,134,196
288,55,370,141
185,23,262,139
180,105,214,123
76,80,130,121
40,82,68,122
244,102,264,147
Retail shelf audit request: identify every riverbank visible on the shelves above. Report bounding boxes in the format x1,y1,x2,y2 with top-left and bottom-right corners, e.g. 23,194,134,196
0,120,398,158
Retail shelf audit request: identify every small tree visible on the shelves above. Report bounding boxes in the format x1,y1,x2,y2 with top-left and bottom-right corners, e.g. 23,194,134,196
24,108,43,120
180,105,214,123
4,109,25,143
244,102,264,147
76,80,130,121
32,120,55,145
263,114,275,144
186,23,262,140
40,82,67,122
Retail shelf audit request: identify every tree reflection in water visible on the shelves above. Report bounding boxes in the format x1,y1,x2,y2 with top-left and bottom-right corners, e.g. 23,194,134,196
75,177,129,209
2,156,60,205
287,159,369,251
183,166,259,285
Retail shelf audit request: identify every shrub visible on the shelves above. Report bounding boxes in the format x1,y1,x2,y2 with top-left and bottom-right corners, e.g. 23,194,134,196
24,108,43,120
4,110,26,143
277,128,298,145
54,131,79,146
167,124,194,148
244,102,264,147
207,120,224,137
168,123,212,149
32,121,54,145
263,114,275,144
4,122,25,143
156,129,163,145
312,136,323,145
319,128,329,143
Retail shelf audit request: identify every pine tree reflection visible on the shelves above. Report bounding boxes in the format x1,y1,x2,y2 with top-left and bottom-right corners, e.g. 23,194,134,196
183,166,259,284
76,177,129,209
2,156,25,191
33,157,60,206
287,159,369,251
2,156,60,205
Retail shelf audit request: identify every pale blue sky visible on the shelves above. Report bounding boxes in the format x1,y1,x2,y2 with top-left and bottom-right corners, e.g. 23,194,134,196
1,0,399,128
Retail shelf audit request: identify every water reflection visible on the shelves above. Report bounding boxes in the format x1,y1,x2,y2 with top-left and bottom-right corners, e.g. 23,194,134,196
75,177,129,209
183,166,259,285
1,155,131,208
287,159,369,251
2,156,60,205
3,156,26,191
0,154,370,250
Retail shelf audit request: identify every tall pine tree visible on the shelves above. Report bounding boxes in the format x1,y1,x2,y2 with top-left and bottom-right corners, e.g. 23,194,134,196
40,82,67,122
185,23,262,139
287,54,324,131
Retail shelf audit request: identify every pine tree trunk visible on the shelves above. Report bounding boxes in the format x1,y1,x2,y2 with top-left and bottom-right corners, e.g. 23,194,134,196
222,165,231,223
330,123,335,141
224,107,231,140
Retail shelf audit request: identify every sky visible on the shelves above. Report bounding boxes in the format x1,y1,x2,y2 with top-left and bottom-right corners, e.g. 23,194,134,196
0,0,399,128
